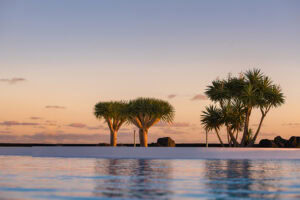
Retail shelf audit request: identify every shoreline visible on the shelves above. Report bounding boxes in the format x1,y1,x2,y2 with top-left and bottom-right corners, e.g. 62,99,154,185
1,136,297,148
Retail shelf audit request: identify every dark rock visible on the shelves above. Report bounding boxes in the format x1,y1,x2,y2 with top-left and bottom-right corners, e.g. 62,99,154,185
149,143,162,147
274,136,288,147
287,137,300,148
259,139,278,148
98,143,110,146
157,137,176,147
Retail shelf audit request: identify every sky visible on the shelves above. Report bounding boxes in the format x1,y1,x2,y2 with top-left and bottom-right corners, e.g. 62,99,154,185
0,0,300,144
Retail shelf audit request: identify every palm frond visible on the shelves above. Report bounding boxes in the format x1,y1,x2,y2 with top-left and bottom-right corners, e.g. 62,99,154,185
94,101,128,121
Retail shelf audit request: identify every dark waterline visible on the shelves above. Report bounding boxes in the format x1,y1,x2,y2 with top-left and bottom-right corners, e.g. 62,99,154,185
0,143,260,147
0,156,299,199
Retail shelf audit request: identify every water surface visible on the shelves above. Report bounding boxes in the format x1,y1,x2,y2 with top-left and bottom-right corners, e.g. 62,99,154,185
0,156,299,199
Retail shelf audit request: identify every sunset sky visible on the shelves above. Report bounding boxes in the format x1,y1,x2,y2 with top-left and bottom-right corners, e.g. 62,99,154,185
1,0,300,144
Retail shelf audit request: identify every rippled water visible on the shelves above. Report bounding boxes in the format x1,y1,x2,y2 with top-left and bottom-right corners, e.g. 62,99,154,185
0,156,300,199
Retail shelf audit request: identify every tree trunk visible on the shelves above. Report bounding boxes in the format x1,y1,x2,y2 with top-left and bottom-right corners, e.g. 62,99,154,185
227,132,231,147
247,114,266,147
235,130,239,147
216,131,224,147
139,128,148,147
227,127,239,147
229,137,233,147
110,130,117,147
241,108,252,146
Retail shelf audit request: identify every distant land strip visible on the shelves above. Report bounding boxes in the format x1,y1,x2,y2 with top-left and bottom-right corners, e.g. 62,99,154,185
0,143,262,147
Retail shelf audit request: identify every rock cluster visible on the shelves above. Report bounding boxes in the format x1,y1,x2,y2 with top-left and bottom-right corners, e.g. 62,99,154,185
150,137,176,147
259,136,300,148
157,137,176,147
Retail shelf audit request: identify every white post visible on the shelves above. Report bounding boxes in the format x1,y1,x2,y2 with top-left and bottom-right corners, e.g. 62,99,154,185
206,131,208,148
134,130,136,147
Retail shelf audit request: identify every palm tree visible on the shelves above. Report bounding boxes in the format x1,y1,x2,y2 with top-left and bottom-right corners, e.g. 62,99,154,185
204,69,284,147
239,69,285,146
205,77,245,147
247,84,285,146
239,69,264,146
127,98,175,147
201,105,224,147
94,101,128,147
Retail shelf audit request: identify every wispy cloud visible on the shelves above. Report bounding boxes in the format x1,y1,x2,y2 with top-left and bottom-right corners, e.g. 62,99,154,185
34,126,46,129
191,94,208,101
155,122,191,128
68,123,86,128
172,122,190,127
68,123,105,130
45,105,66,109
45,120,57,126
167,94,177,99
282,123,300,126
251,124,266,127
0,131,11,134
0,121,40,126
160,128,187,135
0,132,108,143
0,78,26,84
30,117,42,120
86,126,104,130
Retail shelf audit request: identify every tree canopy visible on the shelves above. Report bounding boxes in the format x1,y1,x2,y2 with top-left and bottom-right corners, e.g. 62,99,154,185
127,97,175,128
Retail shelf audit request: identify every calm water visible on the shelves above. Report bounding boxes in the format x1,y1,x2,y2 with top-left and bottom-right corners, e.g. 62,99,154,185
0,156,300,200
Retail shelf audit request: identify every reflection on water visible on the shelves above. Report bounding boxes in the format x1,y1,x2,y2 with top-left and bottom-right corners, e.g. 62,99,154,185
93,159,173,199
205,160,254,198
0,156,299,199
203,160,300,199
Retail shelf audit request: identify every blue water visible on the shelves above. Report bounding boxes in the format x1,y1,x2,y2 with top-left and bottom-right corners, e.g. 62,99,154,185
0,156,300,199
